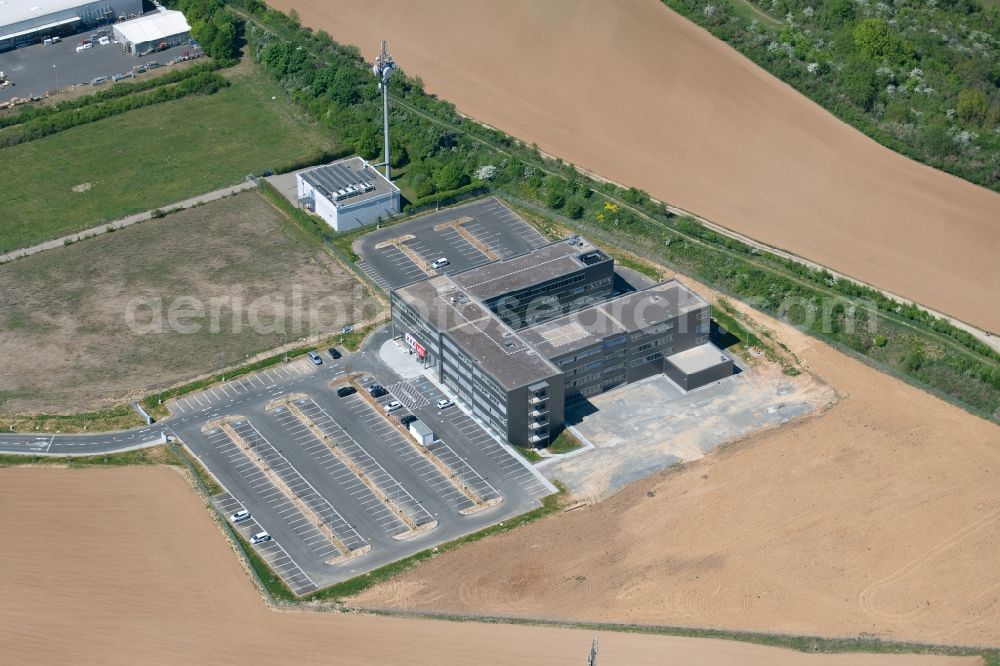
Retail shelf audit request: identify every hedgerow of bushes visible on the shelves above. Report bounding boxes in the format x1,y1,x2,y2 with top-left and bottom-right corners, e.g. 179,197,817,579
0,62,223,131
0,70,229,147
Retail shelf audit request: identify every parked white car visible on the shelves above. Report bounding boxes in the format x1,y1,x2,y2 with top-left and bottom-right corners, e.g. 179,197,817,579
430,257,450,270
383,400,403,413
230,509,251,524
436,399,453,409
250,531,271,545
76,42,93,52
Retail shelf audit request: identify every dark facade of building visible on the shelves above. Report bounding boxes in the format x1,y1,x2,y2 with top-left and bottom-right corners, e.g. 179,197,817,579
519,281,713,405
390,236,730,447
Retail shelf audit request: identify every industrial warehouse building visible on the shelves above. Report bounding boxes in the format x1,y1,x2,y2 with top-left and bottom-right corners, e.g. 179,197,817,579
112,8,190,55
0,0,141,51
391,236,733,447
297,157,400,232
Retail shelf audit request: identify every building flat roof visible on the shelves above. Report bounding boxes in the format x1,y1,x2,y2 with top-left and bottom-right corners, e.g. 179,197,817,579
519,305,625,359
520,278,709,360
0,14,77,40
113,8,188,45
601,279,708,333
298,156,398,209
452,236,609,302
1,0,93,28
666,342,730,375
394,275,559,390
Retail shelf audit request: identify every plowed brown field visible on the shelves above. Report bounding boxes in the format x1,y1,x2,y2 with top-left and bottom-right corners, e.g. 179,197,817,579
350,292,1000,646
268,0,1000,333
0,467,973,665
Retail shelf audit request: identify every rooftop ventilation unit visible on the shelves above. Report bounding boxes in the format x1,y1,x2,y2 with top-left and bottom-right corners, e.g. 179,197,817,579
578,251,604,266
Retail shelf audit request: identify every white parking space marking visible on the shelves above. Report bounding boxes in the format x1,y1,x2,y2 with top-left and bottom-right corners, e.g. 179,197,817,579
210,492,317,596
411,376,552,500
342,394,476,511
280,399,435,530
228,419,368,553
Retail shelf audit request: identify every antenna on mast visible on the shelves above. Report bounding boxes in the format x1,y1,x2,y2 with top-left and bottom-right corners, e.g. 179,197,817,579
372,40,396,181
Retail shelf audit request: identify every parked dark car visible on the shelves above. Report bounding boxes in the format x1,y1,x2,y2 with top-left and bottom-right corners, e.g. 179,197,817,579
370,387,388,399
328,347,342,360
336,386,357,398
399,414,418,427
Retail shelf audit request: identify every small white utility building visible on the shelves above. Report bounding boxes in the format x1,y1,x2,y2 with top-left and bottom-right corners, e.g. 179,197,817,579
297,157,400,232
112,8,189,55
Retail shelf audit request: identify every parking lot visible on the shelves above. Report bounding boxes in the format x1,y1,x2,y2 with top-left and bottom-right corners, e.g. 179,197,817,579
356,197,548,291
172,339,553,593
0,29,198,103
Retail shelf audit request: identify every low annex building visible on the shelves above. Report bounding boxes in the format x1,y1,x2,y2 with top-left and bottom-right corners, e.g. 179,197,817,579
297,157,400,232
390,236,733,447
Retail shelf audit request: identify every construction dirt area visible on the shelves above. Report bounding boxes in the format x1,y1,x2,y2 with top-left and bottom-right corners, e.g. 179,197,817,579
552,364,834,500
0,466,979,666
0,191,381,414
271,0,1000,334
348,290,1000,647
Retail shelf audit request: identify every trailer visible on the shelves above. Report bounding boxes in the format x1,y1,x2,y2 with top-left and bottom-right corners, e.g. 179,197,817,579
408,420,434,446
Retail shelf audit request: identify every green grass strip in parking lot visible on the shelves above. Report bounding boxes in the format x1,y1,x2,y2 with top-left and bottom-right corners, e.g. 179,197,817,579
301,482,567,603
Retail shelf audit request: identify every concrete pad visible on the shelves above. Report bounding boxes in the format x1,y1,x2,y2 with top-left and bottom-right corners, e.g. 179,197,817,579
545,367,834,501
379,339,424,379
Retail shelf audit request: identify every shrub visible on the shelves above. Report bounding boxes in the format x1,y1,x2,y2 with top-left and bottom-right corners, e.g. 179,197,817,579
956,88,988,125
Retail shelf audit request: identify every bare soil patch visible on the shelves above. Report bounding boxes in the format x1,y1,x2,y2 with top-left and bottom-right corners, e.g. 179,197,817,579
271,0,1000,333
0,191,381,413
349,287,1000,647
0,466,973,665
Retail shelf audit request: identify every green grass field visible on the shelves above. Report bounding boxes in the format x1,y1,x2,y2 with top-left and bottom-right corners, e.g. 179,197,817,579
0,64,340,252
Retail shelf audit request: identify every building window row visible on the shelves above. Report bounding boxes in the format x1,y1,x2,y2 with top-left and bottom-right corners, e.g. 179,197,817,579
567,371,602,388
632,335,673,354
629,352,663,368
642,322,675,336
603,335,627,348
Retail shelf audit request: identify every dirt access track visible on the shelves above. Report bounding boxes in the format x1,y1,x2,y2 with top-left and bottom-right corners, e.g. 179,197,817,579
269,0,1000,334
0,467,975,666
